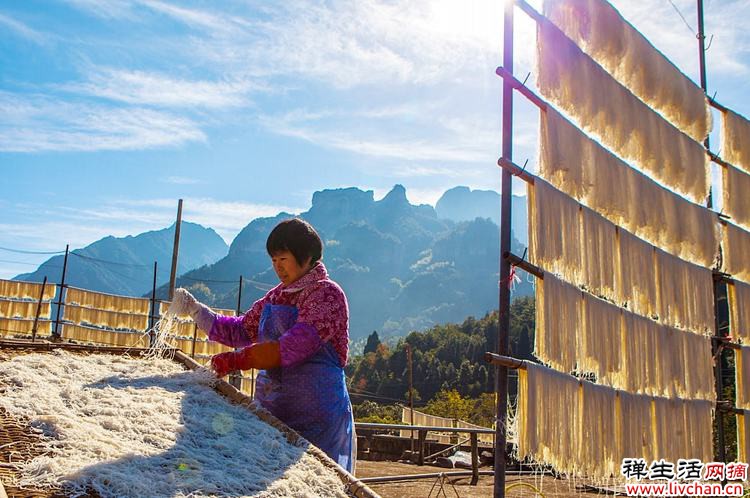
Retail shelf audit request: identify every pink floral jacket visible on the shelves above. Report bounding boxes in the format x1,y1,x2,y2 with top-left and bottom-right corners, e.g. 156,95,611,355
208,262,350,367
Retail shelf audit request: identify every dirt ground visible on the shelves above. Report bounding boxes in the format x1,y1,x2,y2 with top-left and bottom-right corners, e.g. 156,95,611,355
355,461,609,498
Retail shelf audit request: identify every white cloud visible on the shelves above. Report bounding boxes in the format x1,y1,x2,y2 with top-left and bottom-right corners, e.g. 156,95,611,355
0,12,47,44
163,176,199,185
63,68,257,108
0,91,205,152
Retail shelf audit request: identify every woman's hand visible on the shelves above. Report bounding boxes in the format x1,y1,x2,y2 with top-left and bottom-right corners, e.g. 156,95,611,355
210,342,281,377
169,288,201,317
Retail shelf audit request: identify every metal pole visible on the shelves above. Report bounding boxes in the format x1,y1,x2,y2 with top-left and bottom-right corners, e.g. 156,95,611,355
53,245,69,338
149,261,157,347
168,199,183,301
406,343,414,453
494,0,514,496
713,278,727,462
31,276,47,342
236,275,243,315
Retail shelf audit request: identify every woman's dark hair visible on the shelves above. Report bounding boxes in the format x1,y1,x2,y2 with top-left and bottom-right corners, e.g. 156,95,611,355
266,218,323,266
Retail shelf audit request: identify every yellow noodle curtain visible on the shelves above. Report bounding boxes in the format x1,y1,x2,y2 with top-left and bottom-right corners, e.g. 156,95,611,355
537,20,709,204
540,108,718,267
536,274,714,400
723,164,750,231
518,363,714,479
65,287,150,315
63,305,148,331
0,279,57,301
729,281,750,342
542,0,710,142
722,109,750,174
0,318,52,336
722,222,750,284
0,299,51,320
62,323,145,347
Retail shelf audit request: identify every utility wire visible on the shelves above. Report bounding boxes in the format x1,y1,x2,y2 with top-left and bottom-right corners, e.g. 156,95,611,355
69,252,152,268
0,246,65,255
666,0,696,35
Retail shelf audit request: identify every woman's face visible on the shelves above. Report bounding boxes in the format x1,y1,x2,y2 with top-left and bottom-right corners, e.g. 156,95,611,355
271,250,312,286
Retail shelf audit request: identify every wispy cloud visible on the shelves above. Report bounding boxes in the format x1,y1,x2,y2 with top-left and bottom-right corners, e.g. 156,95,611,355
163,176,199,185
0,12,47,45
0,91,205,152
62,67,257,108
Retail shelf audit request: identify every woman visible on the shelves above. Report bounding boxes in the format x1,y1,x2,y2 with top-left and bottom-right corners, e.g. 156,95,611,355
172,218,355,473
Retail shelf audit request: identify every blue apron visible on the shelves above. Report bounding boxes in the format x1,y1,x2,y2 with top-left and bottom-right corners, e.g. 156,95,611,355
254,304,355,473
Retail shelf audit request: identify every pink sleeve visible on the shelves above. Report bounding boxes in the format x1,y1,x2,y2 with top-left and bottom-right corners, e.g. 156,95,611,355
279,323,321,367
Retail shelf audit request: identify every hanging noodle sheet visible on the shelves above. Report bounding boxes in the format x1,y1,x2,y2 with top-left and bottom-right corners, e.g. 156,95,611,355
0,299,51,320
542,0,710,142
722,109,750,173
535,273,581,373
63,305,148,332
62,323,145,347
528,179,582,284
540,108,718,267
66,287,150,315
723,163,750,230
537,21,709,203
0,317,52,336
617,229,658,319
736,346,750,410
654,248,715,335
730,281,750,342
738,411,750,465
0,279,56,301
722,222,750,284
517,363,714,479
580,204,619,301
579,292,622,387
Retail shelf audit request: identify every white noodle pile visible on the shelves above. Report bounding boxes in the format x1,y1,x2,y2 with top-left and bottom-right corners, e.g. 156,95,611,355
722,222,750,284
543,0,711,142
723,108,750,173
537,21,710,204
730,281,750,342
0,351,348,498
723,163,750,231
540,108,719,267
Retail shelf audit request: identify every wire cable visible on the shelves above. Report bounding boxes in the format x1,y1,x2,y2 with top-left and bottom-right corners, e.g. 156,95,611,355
666,0,696,34
0,246,65,255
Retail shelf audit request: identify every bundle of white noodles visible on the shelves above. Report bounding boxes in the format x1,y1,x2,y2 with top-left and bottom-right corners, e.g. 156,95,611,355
63,305,148,332
0,351,348,497
535,273,581,373
540,108,719,268
517,362,714,479
723,163,750,231
722,222,750,284
722,109,750,173
537,20,709,204
543,0,711,142
729,281,750,342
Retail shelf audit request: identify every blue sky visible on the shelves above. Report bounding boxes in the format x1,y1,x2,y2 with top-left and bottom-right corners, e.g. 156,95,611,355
1,0,748,279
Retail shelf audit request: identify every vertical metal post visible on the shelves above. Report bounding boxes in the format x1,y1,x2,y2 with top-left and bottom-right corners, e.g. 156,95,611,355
418,430,426,466
149,261,157,347
236,275,243,314
407,343,414,452
53,245,69,338
697,0,725,461
191,323,198,359
471,433,480,486
494,0,514,496
31,276,47,342
168,199,183,301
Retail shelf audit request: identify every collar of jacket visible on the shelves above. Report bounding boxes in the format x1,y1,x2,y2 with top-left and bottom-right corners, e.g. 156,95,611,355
280,261,328,293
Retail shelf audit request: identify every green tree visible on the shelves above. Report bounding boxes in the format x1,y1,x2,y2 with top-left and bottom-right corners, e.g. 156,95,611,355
363,331,381,355
423,389,473,421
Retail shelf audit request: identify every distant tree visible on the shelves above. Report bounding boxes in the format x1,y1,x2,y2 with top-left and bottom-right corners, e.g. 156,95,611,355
424,389,473,421
363,331,381,355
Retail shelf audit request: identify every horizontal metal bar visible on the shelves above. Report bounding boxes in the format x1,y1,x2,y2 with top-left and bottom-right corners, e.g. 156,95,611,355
709,97,729,113
514,0,544,23
497,157,535,185
495,66,548,111
504,251,543,279
717,401,744,415
708,150,731,169
484,352,528,370
355,422,495,435
360,470,494,484
712,335,741,351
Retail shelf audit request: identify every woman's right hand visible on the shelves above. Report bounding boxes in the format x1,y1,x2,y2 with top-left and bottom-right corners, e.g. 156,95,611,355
169,288,201,317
